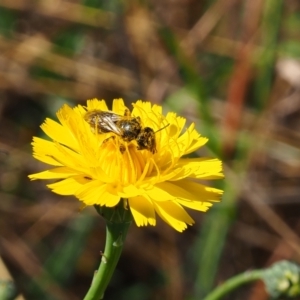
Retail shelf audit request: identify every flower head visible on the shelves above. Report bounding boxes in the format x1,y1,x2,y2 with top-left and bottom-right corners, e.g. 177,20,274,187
29,99,224,231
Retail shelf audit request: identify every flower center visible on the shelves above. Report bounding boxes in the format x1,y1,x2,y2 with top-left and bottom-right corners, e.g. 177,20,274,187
97,136,151,185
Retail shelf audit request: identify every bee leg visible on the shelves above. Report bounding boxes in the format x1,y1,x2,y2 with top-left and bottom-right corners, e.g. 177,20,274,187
103,136,115,144
124,109,131,117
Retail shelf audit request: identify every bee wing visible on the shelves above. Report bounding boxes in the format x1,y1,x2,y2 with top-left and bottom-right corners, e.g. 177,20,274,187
84,110,123,135
98,112,123,135
100,111,123,122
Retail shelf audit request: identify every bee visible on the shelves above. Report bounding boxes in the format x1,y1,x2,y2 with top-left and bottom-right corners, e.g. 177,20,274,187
84,109,168,154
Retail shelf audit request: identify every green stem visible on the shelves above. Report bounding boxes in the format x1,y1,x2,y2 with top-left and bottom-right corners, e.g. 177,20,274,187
203,269,264,300
83,203,132,300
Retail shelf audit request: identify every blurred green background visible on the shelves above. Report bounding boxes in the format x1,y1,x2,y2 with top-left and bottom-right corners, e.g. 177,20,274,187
1,0,300,299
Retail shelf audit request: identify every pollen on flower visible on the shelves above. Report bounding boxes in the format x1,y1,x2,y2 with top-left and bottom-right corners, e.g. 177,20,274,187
29,98,224,232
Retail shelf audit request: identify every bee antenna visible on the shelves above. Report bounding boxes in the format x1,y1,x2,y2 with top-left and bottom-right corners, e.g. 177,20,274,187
154,123,169,134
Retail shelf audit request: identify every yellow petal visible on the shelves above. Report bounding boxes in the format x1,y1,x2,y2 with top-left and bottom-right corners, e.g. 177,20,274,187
32,137,63,166
153,201,194,232
41,118,79,151
73,104,86,117
52,142,89,172
132,101,160,128
112,98,127,115
177,123,208,155
75,180,120,206
34,120,89,172
56,104,77,130
129,196,156,226
175,179,223,202
118,184,141,198
185,134,208,154
47,177,88,195
165,112,186,138
177,199,213,212
100,192,121,207
86,98,108,111
76,180,106,205
171,158,224,180
146,182,194,201
29,167,78,180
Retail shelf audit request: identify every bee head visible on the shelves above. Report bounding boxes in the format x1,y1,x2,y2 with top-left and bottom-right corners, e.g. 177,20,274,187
136,127,156,154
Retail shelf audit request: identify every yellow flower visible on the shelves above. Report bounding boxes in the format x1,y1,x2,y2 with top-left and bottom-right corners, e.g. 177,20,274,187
29,99,224,232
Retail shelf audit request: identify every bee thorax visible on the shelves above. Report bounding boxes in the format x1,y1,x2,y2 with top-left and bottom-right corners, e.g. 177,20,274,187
118,119,141,142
